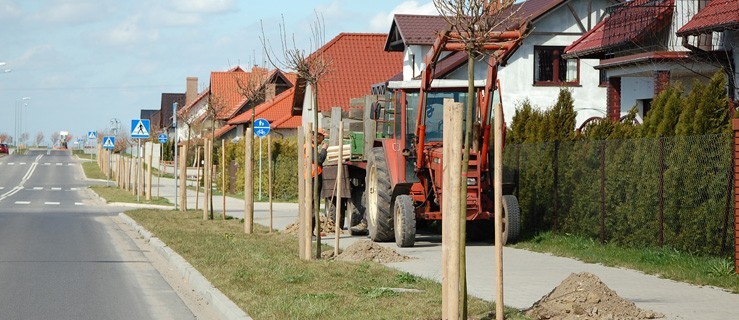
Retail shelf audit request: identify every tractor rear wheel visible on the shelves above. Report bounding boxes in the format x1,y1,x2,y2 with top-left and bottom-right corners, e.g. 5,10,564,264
366,147,394,242
393,195,415,247
502,195,521,245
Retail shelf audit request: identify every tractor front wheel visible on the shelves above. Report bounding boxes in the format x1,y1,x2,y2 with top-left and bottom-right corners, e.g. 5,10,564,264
366,147,394,242
394,195,415,247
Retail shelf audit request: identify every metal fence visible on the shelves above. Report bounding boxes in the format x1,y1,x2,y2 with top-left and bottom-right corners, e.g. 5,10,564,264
503,134,735,257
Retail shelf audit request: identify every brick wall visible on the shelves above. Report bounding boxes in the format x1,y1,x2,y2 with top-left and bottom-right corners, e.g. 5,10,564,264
607,77,621,121
733,119,739,274
653,70,670,96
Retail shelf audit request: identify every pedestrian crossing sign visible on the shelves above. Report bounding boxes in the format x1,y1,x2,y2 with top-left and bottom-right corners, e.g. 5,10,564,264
130,119,150,139
87,131,97,140
102,136,115,149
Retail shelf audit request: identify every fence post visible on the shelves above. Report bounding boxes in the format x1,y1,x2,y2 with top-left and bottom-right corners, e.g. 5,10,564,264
732,119,739,274
599,140,606,244
658,138,665,246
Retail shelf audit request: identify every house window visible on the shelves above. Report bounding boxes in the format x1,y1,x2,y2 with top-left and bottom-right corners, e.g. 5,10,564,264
534,46,579,86
599,70,608,87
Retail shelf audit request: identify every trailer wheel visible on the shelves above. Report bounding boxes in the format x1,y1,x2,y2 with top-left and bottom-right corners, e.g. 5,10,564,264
366,147,394,242
325,196,347,230
394,195,415,247
502,195,521,245
350,187,366,227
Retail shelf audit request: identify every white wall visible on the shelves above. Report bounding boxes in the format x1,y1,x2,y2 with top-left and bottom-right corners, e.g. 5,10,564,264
300,83,326,130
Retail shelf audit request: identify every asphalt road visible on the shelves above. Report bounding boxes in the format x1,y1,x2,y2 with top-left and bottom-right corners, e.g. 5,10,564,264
0,150,194,320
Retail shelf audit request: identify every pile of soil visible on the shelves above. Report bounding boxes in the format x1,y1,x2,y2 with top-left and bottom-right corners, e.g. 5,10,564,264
336,240,410,263
525,272,663,320
282,216,348,235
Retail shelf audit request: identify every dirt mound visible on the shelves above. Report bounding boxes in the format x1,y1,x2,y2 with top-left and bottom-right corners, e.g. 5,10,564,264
336,240,410,263
283,216,348,235
525,272,663,320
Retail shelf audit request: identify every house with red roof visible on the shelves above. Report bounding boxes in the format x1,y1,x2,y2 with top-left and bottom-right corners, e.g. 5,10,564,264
290,33,403,128
218,71,300,138
176,66,296,142
384,0,620,127
564,0,738,121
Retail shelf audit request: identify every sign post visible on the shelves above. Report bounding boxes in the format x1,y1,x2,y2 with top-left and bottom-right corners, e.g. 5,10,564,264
88,131,98,161
103,136,115,187
131,119,150,202
254,118,270,201
173,102,178,211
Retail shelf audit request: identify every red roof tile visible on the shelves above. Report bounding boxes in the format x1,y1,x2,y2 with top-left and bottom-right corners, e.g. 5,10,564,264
385,0,566,50
296,33,403,114
677,0,739,36
228,87,296,125
273,113,302,129
213,124,236,139
211,66,268,120
386,15,450,50
565,0,674,59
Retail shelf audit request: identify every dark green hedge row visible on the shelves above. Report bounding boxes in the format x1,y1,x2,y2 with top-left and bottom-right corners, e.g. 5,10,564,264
504,72,735,257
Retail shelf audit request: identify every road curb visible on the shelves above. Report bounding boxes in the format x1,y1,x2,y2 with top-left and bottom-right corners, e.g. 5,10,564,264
108,202,174,210
118,213,252,320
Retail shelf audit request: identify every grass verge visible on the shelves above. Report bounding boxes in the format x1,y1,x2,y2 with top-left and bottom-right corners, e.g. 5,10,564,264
90,186,171,206
72,149,95,160
127,209,528,319
81,161,108,180
514,232,739,293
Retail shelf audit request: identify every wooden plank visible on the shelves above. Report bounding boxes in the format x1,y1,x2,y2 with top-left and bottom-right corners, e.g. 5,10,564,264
330,107,342,146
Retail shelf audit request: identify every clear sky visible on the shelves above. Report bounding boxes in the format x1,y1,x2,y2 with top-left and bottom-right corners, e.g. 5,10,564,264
0,0,438,145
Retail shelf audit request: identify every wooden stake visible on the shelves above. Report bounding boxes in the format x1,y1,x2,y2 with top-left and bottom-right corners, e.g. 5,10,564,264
442,99,463,319
203,139,210,219
494,102,505,320
304,125,314,260
268,134,273,233
179,144,188,211
297,127,306,259
244,128,254,233
157,143,162,198
221,139,226,220
334,121,344,258
195,146,201,210
139,145,145,198
146,142,153,201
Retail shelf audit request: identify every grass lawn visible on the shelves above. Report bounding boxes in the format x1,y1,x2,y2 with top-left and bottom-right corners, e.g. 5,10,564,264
126,209,528,319
90,186,171,206
514,232,739,293
81,161,108,180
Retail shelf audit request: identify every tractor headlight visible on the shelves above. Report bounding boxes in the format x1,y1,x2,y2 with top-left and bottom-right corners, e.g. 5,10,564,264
466,178,476,186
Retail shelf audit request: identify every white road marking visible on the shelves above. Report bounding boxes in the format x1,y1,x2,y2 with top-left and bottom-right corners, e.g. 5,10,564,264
74,202,84,206
19,162,26,165
0,187,4,190
67,163,74,166
44,202,60,205
70,188,80,191
7,163,14,165
56,163,63,166
33,187,43,190
15,201,30,205
51,187,61,191
43,163,51,165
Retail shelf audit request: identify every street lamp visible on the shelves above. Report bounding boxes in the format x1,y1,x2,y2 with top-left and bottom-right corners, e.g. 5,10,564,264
15,97,31,148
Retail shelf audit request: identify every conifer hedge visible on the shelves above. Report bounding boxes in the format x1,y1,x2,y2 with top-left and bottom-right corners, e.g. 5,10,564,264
505,72,735,257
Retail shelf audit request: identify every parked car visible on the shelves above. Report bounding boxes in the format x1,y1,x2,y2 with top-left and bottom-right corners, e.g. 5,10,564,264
0,143,8,154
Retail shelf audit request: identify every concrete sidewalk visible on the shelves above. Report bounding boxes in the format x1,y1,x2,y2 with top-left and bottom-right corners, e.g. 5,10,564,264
149,176,738,320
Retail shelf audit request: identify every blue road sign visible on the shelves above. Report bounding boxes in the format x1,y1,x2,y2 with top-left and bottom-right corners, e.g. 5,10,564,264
87,131,97,140
254,118,270,138
102,136,115,149
131,119,151,139
158,133,168,143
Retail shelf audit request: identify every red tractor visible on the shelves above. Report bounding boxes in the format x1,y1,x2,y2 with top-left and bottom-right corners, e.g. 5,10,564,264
326,25,527,247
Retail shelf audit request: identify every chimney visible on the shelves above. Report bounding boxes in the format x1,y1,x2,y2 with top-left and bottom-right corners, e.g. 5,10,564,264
265,83,277,100
186,77,198,106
